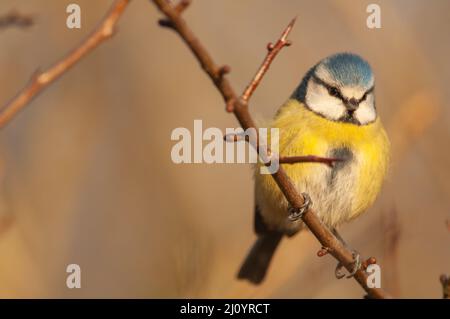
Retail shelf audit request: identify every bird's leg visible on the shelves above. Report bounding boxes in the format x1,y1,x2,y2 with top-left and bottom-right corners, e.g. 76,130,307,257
332,227,361,279
288,192,312,221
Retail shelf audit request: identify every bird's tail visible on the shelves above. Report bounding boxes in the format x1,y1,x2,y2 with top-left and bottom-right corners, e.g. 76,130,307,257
237,232,283,284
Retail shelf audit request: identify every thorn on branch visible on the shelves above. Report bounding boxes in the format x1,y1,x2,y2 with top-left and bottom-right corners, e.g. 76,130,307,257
225,98,236,113
281,17,296,42
218,65,231,79
158,18,174,29
317,246,331,257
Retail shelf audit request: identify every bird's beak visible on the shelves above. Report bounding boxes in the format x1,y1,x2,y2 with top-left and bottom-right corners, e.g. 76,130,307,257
345,98,359,112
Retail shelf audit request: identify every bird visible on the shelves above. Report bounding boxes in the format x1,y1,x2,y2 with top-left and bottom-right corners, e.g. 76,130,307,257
237,52,390,284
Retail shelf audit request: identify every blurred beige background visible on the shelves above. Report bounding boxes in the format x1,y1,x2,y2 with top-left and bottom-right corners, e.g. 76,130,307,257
0,0,449,298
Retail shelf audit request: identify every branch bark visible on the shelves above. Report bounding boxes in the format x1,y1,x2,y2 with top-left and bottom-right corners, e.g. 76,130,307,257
278,155,342,167
224,133,342,167
152,0,390,298
0,0,131,129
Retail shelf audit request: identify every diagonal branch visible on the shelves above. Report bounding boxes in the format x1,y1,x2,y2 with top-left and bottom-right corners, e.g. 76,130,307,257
0,0,131,129
151,0,390,298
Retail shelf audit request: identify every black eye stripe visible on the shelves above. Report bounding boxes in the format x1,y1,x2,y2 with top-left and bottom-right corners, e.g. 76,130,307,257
359,86,374,103
312,75,344,101
311,74,374,104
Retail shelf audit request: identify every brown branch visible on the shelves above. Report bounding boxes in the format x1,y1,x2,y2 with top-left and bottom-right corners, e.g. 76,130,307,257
0,0,131,129
0,11,33,29
278,155,342,167
151,0,390,298
240,17,295,105
224,134,342,167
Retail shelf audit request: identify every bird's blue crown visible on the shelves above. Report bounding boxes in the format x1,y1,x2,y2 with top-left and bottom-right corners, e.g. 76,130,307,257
321,53,373,87
293,53,374,102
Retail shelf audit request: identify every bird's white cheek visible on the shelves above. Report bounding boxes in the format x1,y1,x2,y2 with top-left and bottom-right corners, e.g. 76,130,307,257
305,81,346,120
355,95,376,125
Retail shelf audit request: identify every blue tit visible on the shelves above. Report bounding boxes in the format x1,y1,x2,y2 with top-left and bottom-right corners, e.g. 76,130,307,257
238,52,390,284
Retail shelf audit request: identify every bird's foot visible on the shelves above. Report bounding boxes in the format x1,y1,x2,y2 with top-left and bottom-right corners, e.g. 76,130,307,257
288,192,312,221
335,251,361,279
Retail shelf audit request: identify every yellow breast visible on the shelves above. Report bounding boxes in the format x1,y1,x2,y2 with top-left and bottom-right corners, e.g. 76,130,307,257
255,99,390,229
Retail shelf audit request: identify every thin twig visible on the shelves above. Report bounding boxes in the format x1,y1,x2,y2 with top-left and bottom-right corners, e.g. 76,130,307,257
278,155,342,167
0,11,33,29
0,0,131,129
151,0,390,298
240,17,295,105
224,133,342,167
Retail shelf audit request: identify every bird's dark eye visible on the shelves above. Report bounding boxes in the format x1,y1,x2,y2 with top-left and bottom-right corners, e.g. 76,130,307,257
328,87,340,98
360,87,374,103
360,92,368,102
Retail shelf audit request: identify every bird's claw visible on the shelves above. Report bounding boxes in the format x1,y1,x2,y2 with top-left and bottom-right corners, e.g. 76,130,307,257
335,251,361,279
288,193,312,221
